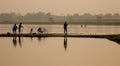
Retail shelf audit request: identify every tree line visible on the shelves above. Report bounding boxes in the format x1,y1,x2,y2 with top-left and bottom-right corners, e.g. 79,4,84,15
0,12,120,23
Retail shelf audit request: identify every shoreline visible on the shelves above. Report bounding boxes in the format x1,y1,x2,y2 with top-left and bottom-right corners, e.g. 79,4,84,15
0,33,120,44
0,33,119,37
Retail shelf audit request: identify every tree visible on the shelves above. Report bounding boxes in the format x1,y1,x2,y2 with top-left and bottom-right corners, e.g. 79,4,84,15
73,13,79,17
96,15,102,22
113,13,120,19
104,13,112,19
48,17,54,22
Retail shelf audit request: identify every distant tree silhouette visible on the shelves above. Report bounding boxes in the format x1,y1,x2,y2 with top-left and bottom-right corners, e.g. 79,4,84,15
48,17,54,22
96,15,102,22
0,12,120,23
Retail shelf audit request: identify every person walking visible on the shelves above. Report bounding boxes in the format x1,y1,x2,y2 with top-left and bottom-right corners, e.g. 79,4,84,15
18,22,23,34
13,24,17,34
64,21,68,35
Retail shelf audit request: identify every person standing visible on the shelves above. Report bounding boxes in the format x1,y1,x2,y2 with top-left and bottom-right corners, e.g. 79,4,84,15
64,21,68,34
18,22,23,34
13,24,17,34
30,28,33,34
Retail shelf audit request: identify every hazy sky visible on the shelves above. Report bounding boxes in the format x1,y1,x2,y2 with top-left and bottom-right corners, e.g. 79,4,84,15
0,0,120,15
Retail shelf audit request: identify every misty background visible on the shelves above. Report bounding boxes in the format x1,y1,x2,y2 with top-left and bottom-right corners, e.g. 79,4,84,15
0,0,120,23
0,12,120,23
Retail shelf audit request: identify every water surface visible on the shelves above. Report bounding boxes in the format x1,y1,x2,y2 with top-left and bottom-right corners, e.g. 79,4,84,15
0,24,120,34
0,37,120,66
0,24,120,66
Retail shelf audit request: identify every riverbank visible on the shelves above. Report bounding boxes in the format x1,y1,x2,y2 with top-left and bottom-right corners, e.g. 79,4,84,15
0,33,118,37
106,35,120,44
0,33,120,44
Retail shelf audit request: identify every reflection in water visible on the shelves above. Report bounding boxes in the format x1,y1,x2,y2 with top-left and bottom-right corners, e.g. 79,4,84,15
19,36,22,48
64,36,67,51
12,37,46,48
13,37,17,48
107,38,120,45
2,36,120,66
12,36,68,50
38,37,45,42
38,37,42,42
31,37,33,41
12,37,22,48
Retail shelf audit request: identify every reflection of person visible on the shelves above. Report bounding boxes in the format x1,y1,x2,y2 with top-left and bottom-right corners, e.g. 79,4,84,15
18,36,22,48
19,22,23,34
64,21,68,35
38,37,42,42
64,37,67,51
12,36,23,48
13,37,17,48
13,24,17,34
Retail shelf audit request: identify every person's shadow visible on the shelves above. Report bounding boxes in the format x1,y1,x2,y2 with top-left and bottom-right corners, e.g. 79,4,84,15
64,36,67,51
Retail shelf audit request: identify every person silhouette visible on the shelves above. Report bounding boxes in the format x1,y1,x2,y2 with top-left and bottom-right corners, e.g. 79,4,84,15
30,28,33,34
18,22,23,34
13,24,17,34
64,21,68,35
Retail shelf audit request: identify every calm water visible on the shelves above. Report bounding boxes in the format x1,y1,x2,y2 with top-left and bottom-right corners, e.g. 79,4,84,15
0,24,120,66
0,24,120,34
